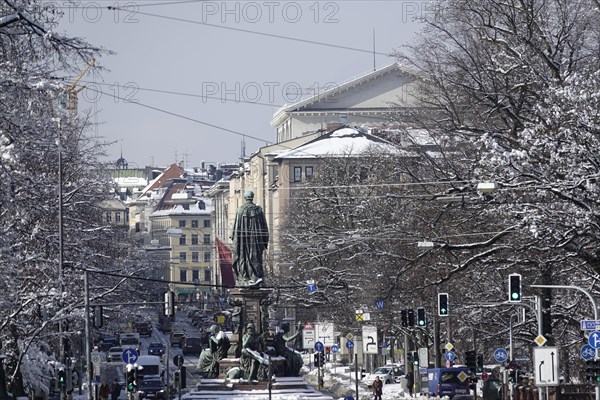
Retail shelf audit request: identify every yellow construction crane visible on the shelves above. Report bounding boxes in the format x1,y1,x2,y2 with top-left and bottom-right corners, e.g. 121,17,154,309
60,58,95,110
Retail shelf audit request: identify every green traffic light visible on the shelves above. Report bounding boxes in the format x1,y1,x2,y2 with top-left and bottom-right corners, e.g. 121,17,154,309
511,292,520,300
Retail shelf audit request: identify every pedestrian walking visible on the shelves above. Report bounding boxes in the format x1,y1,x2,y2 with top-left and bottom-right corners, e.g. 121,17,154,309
372,376,383,400
405,370,414,397
110,379,121,400
99,381,109,400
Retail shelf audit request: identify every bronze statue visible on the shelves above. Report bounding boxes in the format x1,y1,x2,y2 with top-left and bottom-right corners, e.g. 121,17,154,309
240,323,266,382
230,191,269,287
273,322,304,376
196,325,230,378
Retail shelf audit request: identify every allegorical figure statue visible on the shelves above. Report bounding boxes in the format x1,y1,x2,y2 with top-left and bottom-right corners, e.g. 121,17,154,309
273,322,304,376
240,323,267,382
230,190,269,287
197,325,230,378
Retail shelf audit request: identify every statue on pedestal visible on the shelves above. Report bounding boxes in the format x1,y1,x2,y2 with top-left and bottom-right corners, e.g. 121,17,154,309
273,322,304,376
239,323,268,382
197,325,230,378
230,191,269,287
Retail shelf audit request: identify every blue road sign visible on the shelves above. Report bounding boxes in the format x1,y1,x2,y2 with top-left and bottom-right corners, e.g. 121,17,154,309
589,331,600,349
581,320,600,331
445,351,456,361
581,344,595,360
307,283,317,294
346,340,354,350
331,345,340,353
314,341,324,352
494,348,508,363
122,348,139,364
375,299,384,310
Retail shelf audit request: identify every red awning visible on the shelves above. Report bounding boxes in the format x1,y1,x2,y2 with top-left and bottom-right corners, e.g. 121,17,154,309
216,237,235,288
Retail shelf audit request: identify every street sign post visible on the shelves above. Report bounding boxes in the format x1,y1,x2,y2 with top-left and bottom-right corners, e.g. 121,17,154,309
122,348,138,364
581,344,595,360
590,332,600,349
331,345,339,353
445,351,456,361
362,325,378,355
316,322,335,346
314,341,325,352
346,340,354,350
494,348,509,363
581,320,600,331
533,347,560,386
303,328,315,350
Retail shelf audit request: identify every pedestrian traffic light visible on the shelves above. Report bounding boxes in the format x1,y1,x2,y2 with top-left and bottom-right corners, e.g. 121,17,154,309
126,367,136,392
407,309,415,327
164,291,175,316
508,273,522,302
180,366,187,388
438,293,449,316
401,309,408,327
466,350,477,372
585,360,595,382
417,308,426,327
313,352,325,367
476,354,484,373
58,369,66,388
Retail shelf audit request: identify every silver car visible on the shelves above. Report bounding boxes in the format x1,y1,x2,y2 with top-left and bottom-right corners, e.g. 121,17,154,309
362,365,404,387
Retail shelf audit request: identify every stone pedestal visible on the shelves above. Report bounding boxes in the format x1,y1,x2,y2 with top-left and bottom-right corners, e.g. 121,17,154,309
227,287,272,358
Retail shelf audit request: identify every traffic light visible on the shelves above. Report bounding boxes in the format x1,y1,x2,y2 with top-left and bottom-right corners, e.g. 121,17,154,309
508,273,522,302
407,309,415,327
417,308,426,327
466,350,477,372
93,305,103,328
586,360,595,382
438,293,449,316
412,351,419,366
313,352,324,367
401,309,408,327
126,367,136,392
164,291,175,316
58,369,66,388
180,365,187,388
476,354,484,373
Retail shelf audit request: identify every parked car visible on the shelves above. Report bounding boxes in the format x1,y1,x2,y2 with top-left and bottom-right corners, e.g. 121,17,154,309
362,365,404,387
181,336,203,355
108,346,124,362
137,376,166,400
148,342,165,357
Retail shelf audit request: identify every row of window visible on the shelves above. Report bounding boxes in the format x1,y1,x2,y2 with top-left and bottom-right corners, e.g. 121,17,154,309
179,251,212,263
293,166,314,182
179,234,211,246
179,269,211,283
179,219,211,228
105,211,127,223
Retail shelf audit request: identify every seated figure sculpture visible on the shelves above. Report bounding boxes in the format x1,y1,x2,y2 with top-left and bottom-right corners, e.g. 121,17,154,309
273,321,304,376
197,325,230,378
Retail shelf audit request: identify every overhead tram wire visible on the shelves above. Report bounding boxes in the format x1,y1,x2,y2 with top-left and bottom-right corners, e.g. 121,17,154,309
106,5,394,57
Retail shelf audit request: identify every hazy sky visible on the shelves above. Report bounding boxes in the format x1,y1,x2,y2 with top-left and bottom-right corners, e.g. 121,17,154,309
58,0,426,168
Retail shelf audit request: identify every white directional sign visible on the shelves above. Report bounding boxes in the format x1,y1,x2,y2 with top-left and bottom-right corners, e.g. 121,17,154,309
362,325,378,354
533,347,560,386
316,322,335,346
302,328,315,349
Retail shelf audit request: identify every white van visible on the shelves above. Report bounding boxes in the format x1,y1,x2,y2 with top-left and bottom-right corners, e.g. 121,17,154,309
136,355,163,378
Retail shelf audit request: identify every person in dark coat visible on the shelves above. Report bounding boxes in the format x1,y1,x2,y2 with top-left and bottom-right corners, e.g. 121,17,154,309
372,376,383,400
405,370,414,396
230,190,269,287
110,379,121,400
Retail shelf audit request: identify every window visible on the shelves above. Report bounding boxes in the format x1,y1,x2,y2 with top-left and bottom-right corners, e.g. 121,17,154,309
204,252,211,263
135,222,140,233
191,234,199,245
192,252,199,262
179,269,187,282
179,235,186,245
179,220,186,228
203,234,211,245
204,219,211,228
179,252,186,262
305,166,314,180
105,212,112,223
192,269,199,282
293,166,302,182
204,269,211,282
191,220,199,228
116,213,121,223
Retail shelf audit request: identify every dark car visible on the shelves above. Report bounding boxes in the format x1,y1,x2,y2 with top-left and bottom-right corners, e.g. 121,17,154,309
137,377,166,400
98,337,119,352
147,342,165,357
181,336,203,355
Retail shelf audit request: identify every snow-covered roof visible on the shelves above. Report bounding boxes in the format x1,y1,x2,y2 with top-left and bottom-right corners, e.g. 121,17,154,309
271,63,417,126
273,127,399,159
